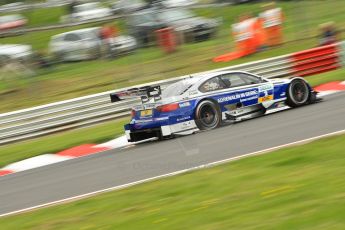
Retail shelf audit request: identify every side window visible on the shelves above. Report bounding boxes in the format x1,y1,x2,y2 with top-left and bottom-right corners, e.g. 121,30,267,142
199,77,226,93
239,73,264,84
64,33,81,42
220,74,247,88
220,73,264,88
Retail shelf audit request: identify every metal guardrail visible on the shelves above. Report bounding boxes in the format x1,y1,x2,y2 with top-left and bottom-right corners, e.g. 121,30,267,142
0,43,341,145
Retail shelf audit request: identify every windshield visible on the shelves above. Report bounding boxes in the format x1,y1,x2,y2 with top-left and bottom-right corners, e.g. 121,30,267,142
162,78,198,98
158,9,194,22
132,12,156,24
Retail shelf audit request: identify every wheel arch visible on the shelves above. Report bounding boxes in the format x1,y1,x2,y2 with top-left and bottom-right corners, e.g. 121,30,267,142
288,77,313,92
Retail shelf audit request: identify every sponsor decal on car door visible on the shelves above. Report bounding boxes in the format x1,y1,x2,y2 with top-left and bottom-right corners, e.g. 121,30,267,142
258,83,274,107
216,87,260,119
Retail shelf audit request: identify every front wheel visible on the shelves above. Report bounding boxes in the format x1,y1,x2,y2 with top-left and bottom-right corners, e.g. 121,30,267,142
195,100,221,130
286,79,310,107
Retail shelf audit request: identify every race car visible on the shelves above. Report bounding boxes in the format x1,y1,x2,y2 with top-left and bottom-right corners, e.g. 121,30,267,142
110,71,320,142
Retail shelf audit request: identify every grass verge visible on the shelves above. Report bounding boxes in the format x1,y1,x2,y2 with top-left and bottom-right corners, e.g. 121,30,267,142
0,118,128,168
0,133,344,229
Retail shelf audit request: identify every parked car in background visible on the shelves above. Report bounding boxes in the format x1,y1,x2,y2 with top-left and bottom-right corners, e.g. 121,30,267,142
0,44,33,61
0,44,34,71
49,27,137,62
157,0,198,8
111,0,147,14
0,14,27,32
127,8,219,45
71,2,112,21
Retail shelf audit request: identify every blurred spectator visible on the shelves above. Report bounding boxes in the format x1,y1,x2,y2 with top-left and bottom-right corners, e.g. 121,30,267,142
318,22,338,46
259,2,284,46
100,24,119,58
100,24,118,40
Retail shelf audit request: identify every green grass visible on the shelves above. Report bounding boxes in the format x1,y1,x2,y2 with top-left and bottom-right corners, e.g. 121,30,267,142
1,0,345,113
305,68,345,87
1,133,344,229
0,68,344,168
0,118,128,168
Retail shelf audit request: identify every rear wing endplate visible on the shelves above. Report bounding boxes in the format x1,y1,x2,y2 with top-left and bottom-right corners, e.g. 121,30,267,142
110,85,162,103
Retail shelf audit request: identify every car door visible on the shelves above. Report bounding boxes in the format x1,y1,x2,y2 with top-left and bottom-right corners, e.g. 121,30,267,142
218,72,271,118
64,33,83,52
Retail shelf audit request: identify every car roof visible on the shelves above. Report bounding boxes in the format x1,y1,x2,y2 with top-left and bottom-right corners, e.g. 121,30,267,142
191,70,256,82
52,27,100,38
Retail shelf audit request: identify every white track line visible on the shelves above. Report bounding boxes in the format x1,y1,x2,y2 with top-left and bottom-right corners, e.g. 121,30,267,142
1,129,345,218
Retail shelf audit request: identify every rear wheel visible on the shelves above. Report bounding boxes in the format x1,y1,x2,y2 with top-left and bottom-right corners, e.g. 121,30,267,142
286,79,310,107
195,100,221,130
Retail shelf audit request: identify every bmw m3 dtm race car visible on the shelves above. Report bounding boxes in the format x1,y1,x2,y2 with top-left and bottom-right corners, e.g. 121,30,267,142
110,71,320,142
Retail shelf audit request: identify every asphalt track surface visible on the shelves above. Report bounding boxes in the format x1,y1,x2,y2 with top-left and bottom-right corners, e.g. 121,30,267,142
0,92,344,216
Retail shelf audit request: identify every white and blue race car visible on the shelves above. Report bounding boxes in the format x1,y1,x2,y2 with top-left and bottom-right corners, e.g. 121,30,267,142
111,71,319,142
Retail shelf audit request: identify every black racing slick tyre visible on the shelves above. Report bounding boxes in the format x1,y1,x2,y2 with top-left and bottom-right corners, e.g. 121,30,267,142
195,100,221,130
286,79,310,107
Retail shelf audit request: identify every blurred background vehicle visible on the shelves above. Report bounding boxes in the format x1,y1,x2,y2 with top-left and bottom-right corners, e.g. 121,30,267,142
0,43,35,80
0,43,33,62
49,27,136,62
157,8,219,42
111,0,148,14
0,2,26,13
126,9,165,46
156,0,198,8
0,14,27,32
127,8,219,46
70,2,112,21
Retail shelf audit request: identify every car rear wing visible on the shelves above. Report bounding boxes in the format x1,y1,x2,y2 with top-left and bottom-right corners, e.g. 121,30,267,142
110,85,162,104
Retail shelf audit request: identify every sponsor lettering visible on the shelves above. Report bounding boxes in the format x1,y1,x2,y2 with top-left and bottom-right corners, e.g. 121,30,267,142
179,102,191,108
217,90,258,103
258,84,273,92
241,95,258,102
181,121,192,129
258,95,274,103
177,116,191,122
